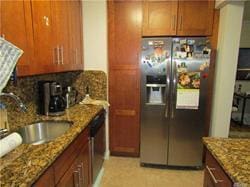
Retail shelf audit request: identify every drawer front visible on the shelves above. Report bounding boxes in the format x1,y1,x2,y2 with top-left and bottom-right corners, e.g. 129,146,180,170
204,151,233,187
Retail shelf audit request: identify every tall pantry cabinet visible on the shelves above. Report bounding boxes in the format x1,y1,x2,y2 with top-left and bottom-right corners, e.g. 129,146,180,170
108,1,142,156
108,0,217,157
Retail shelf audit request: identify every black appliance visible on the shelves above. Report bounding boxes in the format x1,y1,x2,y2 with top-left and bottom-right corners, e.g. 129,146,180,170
236,48,250,80
90,110,106,184
37,81,66,116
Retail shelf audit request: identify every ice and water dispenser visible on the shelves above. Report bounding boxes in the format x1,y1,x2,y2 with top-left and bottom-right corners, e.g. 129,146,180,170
145,75,166,105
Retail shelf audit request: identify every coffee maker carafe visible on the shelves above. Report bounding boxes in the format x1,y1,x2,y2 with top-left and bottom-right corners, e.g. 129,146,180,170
38,81,66,116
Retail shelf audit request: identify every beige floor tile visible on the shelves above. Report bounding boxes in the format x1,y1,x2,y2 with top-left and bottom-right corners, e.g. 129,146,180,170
100,156,204,187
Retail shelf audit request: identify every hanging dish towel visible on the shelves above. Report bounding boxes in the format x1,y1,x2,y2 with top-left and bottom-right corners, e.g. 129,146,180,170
79,94,110,110
0,37,23,93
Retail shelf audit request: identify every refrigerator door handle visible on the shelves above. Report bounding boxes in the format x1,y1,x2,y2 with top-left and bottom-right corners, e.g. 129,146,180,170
165,59,171,118
171,60,177,119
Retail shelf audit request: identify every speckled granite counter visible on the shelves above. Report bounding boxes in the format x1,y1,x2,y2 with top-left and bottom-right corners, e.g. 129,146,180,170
0,104,103,187
203,137,250,186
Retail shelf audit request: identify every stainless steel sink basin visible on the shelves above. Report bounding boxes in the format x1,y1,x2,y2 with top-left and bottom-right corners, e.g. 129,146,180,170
17,120,73,145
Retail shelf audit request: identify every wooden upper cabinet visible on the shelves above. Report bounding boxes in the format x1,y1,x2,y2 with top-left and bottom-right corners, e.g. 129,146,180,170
109,1,142,69
142,0,215,36
1,0,83,76
68,0,84,70
177,1,215,36
143,1,178,36
1,1,34,76
31,0,55,75
51,1,71,72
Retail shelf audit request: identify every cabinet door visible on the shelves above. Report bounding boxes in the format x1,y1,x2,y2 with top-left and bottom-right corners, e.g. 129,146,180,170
142,1,178,36
204,151,233,187
177,1,214,36
51,0,70,72
109,0,142,69
1,1,34,76
108,0,141,156
109,70,140,156
31,0,56,74
33,166,55,187
78,143,90,187
56,158,78,187
68,0,84,70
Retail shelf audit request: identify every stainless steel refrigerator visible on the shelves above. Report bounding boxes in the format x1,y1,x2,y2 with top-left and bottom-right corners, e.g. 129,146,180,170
140,37,211,167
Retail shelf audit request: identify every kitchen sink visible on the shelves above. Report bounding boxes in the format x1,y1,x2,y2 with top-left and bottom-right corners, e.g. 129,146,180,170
17,120,73,145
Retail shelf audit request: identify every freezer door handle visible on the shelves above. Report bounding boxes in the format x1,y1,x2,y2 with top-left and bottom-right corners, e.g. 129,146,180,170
165,59,171,118
171,60,177,119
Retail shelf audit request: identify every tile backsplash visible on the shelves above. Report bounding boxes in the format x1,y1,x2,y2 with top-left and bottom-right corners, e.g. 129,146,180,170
0,70,107,130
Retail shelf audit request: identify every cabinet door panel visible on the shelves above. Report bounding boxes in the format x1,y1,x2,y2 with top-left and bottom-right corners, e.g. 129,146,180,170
31,1,55,74
78,143,90,187
51,0,70,72
1,1,33,76
109,1,142,68
143,1,178,36
109,70,140,156
204,151,233,187
68,0,83,70
177,1,214,36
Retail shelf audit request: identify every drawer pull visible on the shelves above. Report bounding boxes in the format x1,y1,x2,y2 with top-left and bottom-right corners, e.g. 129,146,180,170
73,170,80,187
206,165,224,184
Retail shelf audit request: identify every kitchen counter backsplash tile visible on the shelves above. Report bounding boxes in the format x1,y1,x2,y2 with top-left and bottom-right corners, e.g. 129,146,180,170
0,104,103,187
203,137,250,186
0,70,107,131
73,70,107,101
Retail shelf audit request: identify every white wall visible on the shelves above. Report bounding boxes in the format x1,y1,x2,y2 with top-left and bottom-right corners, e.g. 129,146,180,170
82,1,110,159
82,1,108,73
210,2,244,137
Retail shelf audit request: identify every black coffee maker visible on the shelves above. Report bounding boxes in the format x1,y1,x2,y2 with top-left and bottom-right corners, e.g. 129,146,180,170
38,81,66,116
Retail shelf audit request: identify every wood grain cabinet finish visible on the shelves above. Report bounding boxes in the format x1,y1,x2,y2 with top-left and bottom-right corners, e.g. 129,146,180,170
204,150,233,187
33,127,91,187
143,1,178,36
108,0,142,156
142,0,215,36
177,1,214,36
0,1,34,76
1,0,83,76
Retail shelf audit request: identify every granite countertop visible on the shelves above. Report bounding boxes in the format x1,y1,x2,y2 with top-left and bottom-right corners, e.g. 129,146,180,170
203,137,250,186
0,104,103,187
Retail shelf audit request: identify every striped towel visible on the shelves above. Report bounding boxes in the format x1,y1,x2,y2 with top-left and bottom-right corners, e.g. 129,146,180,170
0,37,23,93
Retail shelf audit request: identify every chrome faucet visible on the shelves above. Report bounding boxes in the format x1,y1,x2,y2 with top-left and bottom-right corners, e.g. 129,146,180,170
0,92,27,112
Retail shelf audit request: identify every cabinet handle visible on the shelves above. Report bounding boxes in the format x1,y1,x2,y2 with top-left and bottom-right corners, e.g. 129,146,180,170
43,16,50,26
91,137,94,159
179,15,183,31
78,163,84,186
57,46,60,65
206,166,224,184
75,49,78,64
172,15,176,30
53,47,59,64
73,170,80,187
61,46,64,65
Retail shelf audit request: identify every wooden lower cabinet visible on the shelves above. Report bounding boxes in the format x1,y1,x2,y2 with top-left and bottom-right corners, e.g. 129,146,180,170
33,127,91,187
57,143,90,187
33,166,55,187
204,150,233,187
109,69,140,156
